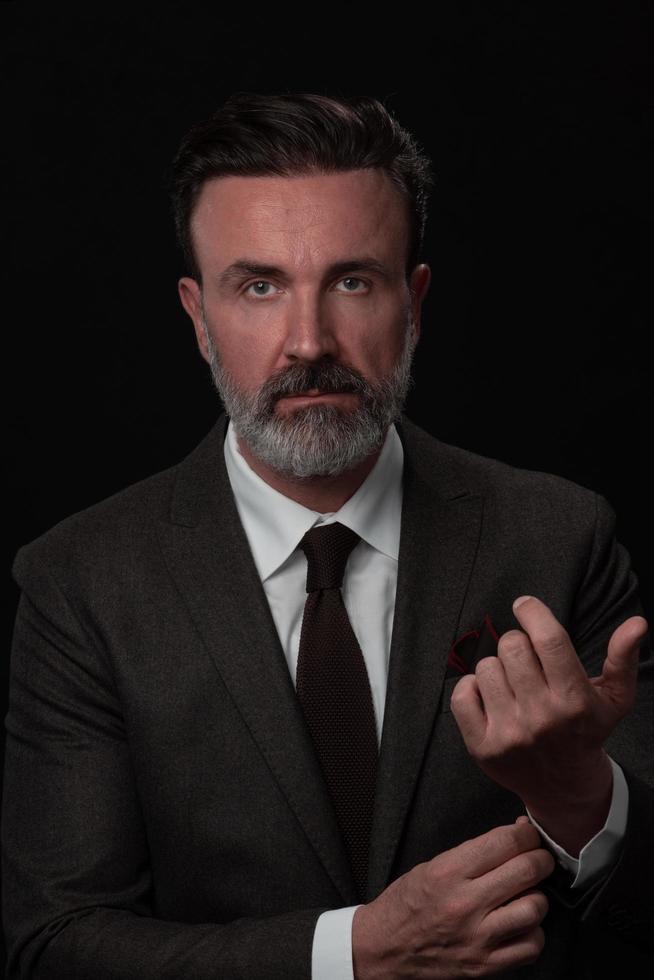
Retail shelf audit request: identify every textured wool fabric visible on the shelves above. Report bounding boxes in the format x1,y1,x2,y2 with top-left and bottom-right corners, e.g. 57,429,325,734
296,521,378,902
4,410,653,977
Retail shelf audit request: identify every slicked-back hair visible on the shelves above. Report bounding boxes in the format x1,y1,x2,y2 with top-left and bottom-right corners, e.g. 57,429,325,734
169,91,435,285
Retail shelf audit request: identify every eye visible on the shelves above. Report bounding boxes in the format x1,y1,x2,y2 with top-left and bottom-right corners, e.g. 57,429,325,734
244,280,276,298
336,277,368,293
243,276,369,299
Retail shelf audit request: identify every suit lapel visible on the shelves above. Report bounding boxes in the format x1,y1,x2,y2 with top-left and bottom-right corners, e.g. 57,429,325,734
156,411,483,905
366,416,483,899
156,412,359,905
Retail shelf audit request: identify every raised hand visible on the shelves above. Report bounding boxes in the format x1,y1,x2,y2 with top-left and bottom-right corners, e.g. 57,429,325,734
450,595,649,853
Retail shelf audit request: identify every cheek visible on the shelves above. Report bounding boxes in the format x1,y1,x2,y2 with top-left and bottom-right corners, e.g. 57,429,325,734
221,346,271,389
209,319,281,386
349,325,405,376
340,297,408,360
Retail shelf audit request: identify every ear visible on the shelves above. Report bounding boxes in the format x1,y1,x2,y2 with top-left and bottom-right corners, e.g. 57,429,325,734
409,263,431,345
178,277,210,364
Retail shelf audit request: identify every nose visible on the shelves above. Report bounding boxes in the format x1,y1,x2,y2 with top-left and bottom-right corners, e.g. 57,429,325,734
281,293,339,363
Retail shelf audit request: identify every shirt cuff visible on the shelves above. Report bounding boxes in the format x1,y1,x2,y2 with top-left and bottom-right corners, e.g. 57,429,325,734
526,757,628,889
311,905,362,980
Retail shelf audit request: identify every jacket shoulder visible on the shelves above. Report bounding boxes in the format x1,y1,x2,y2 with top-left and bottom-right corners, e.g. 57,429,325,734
400,414,602,503
11,417,225,586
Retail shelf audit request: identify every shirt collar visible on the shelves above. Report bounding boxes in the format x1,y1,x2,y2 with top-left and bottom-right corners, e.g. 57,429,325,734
223,417,404,582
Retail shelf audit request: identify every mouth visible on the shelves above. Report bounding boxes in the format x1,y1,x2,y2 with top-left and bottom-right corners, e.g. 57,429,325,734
289,389,335,397
277,389,358,406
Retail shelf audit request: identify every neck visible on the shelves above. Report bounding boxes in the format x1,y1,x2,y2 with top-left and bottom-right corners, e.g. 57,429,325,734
235,434,385,512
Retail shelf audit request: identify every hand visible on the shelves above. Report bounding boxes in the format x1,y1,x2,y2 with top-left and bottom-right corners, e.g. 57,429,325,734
450,595,648,852
352,818,554,979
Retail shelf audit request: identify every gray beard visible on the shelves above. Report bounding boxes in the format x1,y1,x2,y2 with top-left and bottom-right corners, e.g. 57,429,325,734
200,312,417,479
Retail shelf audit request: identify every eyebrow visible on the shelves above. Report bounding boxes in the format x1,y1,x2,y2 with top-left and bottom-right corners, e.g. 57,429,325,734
216,257,393,289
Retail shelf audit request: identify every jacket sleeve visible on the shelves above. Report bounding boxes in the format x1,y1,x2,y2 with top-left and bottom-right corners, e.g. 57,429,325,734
547,491,654,962
2,541,329,980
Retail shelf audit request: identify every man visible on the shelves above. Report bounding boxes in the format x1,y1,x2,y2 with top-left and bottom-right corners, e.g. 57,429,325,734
2,92,652,978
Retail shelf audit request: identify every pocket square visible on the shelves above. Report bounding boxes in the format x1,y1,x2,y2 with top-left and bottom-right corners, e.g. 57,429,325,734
446,614,500,678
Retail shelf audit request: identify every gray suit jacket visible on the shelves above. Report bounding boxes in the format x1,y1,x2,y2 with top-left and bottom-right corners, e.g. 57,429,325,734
3,412,653,978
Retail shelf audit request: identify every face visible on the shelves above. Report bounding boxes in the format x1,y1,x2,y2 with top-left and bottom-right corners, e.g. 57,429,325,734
178,168,431,479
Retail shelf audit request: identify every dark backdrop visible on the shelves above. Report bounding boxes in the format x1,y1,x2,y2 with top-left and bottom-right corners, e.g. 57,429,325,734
3,1,652,962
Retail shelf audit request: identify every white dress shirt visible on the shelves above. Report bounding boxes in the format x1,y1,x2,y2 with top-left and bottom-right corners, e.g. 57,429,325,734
222,417,628,980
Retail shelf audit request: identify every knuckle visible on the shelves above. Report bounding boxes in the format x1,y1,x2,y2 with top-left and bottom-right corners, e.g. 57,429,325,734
401,858,442,915
393,867,420,917
518,927,546,966
427,898,471,949
539,632,567,655
527,891,549,922
533,848,556,879
475,656,501,677
558,695,589,722
442,893,473,929
498,630,528,656
522,851,551,883
461,962,487,979
421,857,446,895
523,853,542,880
458,943,496,980
450,677,473,709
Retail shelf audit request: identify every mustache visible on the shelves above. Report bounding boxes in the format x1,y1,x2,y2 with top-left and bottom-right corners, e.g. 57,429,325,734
258,360,371,406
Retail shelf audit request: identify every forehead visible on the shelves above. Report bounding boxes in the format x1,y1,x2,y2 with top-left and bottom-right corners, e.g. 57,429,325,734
190,168,409,271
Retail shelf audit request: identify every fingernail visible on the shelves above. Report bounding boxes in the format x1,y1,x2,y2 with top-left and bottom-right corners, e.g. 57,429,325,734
513,595,533,609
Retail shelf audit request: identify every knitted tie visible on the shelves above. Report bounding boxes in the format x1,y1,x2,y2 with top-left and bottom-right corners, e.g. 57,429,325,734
296,521,378,901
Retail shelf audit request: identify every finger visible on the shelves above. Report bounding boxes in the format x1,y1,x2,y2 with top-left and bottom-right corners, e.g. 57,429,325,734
484,926,545,972
497,629,547,703
449,822,543,879
474,847,556,912
592,615,649,710
450,674,486,746
511,595,588,695
479,889,549,945
474,656,515,714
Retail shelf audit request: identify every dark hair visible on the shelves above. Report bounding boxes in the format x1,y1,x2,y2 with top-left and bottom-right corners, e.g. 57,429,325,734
169,91,434,284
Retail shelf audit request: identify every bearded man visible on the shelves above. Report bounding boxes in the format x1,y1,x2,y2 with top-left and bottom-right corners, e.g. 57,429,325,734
3,91,652,979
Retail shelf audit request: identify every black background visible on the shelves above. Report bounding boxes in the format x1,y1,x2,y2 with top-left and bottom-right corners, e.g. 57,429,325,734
2,1,653,961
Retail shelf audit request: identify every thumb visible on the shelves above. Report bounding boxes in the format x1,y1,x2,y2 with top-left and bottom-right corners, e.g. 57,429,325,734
593,616,649,708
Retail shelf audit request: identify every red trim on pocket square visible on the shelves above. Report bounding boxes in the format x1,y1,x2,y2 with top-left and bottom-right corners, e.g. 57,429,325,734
481,613,499,643
447,614,500,675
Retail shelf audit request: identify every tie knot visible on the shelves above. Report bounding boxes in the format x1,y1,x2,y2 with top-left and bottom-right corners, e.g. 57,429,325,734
299,521,361,592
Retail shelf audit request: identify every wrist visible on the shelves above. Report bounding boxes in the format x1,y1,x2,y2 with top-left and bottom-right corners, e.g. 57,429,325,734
523,751,613,857
352,904,379,980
